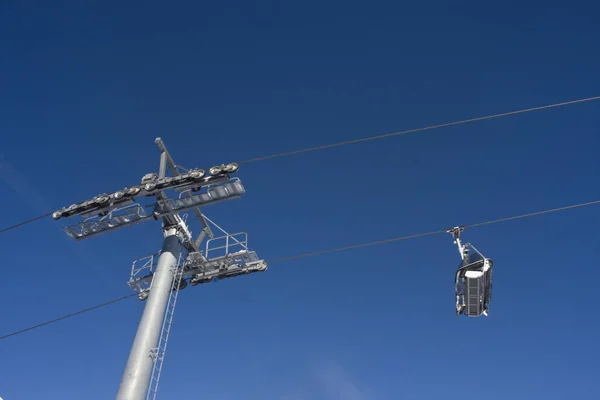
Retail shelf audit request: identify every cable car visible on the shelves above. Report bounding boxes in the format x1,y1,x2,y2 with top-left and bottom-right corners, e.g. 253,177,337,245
449,228,493,317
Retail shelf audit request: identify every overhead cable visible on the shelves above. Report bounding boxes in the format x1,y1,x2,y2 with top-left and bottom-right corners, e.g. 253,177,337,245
267,198,600,263
238,95,600,164
0,293,138,341
2,197,599,342
464,199,600,229
1,95,598,235
265,229,448,263
0,212,53,234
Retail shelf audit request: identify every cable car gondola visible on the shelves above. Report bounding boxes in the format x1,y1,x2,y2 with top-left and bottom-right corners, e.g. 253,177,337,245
449,227,493,317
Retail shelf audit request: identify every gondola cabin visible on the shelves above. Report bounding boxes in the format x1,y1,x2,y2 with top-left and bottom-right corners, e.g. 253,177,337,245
455,244,493,317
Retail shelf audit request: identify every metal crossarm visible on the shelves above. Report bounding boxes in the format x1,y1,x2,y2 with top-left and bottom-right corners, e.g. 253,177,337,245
62,179,245,241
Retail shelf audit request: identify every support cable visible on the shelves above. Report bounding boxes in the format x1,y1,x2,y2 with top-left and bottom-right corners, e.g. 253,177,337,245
1,95,598,234
0,294,137,341
238,95,600,164
0,212,53,234
2,198,599,342
266,198,600,263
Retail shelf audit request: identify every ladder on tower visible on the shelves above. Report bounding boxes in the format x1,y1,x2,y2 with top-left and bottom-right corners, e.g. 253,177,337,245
146,253,185,400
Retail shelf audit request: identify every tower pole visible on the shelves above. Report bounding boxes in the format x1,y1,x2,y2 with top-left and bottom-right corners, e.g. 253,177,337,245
116,226,182,400
49,137,259,399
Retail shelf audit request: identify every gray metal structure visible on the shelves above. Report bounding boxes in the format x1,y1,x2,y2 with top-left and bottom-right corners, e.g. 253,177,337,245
116,228,183,400
53,138,267,399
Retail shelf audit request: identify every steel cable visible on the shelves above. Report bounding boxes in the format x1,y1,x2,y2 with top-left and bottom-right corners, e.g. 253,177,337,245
238,95,600,164
1,95,599,234
2,197,599,341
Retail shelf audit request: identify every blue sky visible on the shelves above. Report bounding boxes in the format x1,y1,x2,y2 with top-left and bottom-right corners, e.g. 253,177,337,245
1,1,600,399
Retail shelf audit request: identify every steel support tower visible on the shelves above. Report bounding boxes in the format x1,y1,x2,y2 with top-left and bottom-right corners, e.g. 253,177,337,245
116,227,181,399
52,138,267,399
